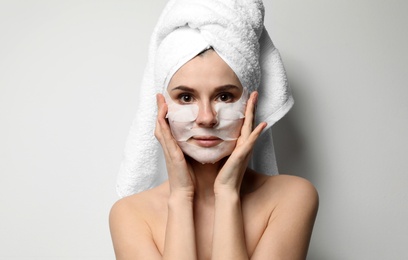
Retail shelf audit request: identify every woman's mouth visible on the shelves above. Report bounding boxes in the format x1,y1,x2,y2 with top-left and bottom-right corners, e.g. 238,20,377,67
190,135,223,147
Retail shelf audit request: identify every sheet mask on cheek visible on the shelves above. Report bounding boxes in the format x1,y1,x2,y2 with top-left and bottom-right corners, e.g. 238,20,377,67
164,89,248,164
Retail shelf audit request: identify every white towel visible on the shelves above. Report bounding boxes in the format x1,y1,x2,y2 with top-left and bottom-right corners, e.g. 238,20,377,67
116,0,294,197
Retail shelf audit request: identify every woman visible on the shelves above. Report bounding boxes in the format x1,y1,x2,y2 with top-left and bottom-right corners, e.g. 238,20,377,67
110,0,318,259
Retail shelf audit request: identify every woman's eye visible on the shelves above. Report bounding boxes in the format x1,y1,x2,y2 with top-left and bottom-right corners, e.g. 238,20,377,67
179,94,193,103
217,93,234,102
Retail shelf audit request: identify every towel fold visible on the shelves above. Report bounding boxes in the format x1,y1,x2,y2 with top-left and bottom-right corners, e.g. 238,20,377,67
116,0,294,197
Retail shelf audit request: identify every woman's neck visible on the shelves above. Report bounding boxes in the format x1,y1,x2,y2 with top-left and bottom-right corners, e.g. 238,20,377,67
188,158,226,200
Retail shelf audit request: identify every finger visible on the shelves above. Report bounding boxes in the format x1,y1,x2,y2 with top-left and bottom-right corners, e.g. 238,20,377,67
155,94,168,140
155,94,179,159
248,122,267,144
234,121,267,159
155,94,185,162
156,93,168,121
155,94,170,155
240,91,258,139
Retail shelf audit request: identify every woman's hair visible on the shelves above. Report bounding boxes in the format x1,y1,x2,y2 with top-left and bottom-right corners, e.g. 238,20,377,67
197,46,214,57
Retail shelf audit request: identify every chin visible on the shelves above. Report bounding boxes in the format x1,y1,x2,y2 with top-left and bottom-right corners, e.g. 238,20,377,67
185,154,229,165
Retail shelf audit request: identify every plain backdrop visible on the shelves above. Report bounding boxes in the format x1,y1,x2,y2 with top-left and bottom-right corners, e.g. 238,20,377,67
0,0,407,259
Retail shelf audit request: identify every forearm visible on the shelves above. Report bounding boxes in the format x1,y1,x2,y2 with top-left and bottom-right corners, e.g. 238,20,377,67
163,192,197,260
212,190,249,260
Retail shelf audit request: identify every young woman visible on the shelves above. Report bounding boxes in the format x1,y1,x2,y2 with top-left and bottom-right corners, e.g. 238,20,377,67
110,48,318,259
110,1,318,259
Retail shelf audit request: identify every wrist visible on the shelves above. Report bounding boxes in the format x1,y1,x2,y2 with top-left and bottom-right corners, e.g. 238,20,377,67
214,183,240,196
168,190,195,207
214,188,240,204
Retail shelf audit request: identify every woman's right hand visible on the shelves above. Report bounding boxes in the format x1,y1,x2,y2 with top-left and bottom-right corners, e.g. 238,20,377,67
155,93,196,197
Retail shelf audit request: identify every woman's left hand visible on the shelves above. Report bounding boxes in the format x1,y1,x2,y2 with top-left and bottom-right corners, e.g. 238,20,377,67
214,91,267,194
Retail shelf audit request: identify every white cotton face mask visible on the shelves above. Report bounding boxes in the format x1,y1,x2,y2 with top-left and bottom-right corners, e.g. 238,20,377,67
164,89,248,164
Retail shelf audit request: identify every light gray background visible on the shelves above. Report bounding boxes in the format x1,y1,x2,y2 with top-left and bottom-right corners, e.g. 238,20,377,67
0,0,407,259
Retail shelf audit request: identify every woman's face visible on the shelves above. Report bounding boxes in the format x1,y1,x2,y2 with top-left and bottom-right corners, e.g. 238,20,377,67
165,50,247,164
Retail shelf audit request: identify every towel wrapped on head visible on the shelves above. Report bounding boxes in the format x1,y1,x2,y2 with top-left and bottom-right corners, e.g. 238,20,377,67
116,0,294,197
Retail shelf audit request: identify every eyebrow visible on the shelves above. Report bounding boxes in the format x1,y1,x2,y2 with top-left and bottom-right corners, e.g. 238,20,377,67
214,84,241,92
171,85,196,92
170,84,240,92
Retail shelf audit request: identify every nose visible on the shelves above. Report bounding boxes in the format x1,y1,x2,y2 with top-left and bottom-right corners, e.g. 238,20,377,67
195,101,218,128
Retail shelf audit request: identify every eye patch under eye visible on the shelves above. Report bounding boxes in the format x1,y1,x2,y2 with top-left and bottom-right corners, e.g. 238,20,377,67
214,99,246,120
167,103,198,122
164,89,247,123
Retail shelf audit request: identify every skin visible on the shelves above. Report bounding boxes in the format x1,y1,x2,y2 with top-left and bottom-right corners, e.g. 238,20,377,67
109,50,319,260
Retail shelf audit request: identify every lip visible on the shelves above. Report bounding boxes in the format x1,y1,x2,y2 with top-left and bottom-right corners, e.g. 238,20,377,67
191,135,223,147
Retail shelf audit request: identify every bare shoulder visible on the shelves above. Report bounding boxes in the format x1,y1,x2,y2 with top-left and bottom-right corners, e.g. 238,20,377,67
258,174,319,214
109,182,169,259
242,172,319,225
110,182,169,222
243,174,319,259
243,171,318,205
242,173,319,228
268,174,318,201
